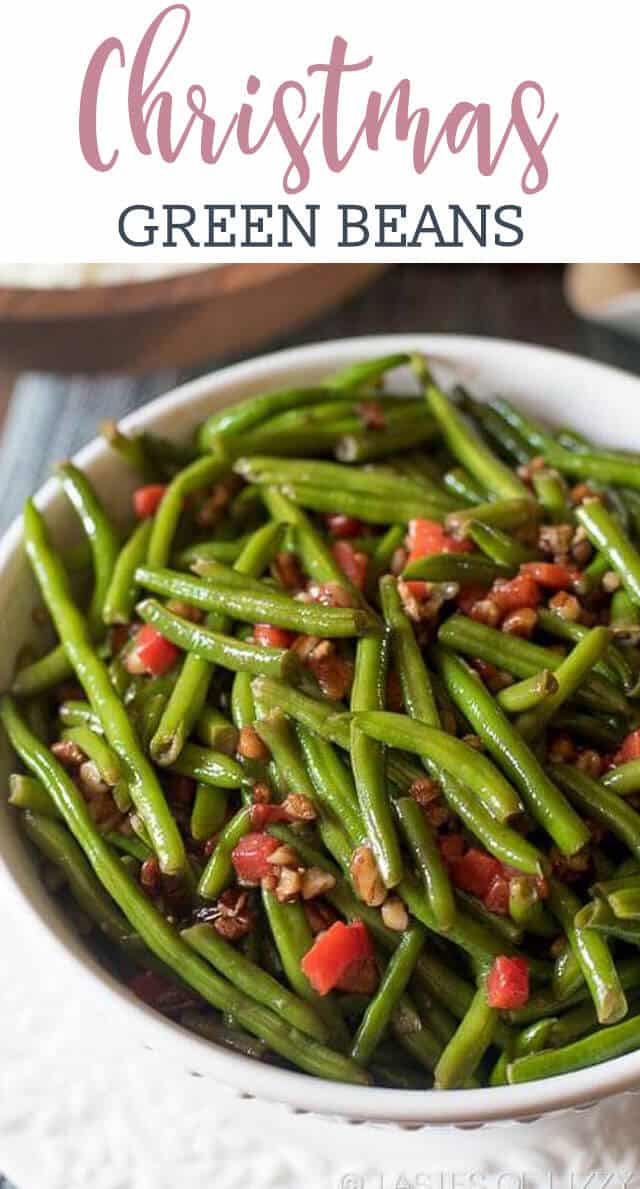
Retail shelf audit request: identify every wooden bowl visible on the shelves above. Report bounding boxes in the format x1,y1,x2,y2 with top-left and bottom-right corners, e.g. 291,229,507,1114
0,263,387,374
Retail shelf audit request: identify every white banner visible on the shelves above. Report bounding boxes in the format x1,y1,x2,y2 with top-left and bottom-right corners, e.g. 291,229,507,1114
0,0,636,262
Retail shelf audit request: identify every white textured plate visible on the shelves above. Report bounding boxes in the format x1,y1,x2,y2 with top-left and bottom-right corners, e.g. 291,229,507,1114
3,335,640,1144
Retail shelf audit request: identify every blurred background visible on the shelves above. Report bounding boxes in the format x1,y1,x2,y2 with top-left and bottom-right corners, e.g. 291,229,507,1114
1,262,639,534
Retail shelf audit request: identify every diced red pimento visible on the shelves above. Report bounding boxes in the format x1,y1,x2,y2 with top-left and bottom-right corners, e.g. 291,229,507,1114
456,584,490,615
617,728,640,765
325,514,363,539
250,803,292,829
402,580,430,600
491,574,541,613
438,833,466,864
331,540,368,590
125,625,180,676
487,956,530,1010
449,847,503,899
407,518,473,565
520,562,578,590
301,919,374,996
231,832,280,884
133,484,167,519
253,623,296,649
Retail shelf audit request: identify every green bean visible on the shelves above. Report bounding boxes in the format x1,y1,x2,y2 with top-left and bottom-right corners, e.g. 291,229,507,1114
380,575,440,728
198,806,252,900
606,888,640,919
151,521,284,766
352,928,425,1064
446,498,539,539
103,519,153,626
432,647,589,856
182,923,330,1043
20,501,185,875
537,607,634,692
169,743,246,789
462,397,532,467
9,773,58,817
197,386,344,450
194,707,238,755
136,565,376,637
515,627,611,740
438,615,627,717
433,986,497,1090
591,872,640,899
403,554,512,585
235,423,360,459
57,463,120,636
190,784,229,842
603,759,640,797
576,898,640,946
456,890,523,945
548,878,626,1025
508,957,640,1026
105,831,151,862
554,711,627,751
61,725,122,786
366,526,405,594
261,890,350,1049
254,708,315,799
390,996,443,1075
261,487,358,596
353,711,528,832
350,636,403,888
442,468,487,506
147,455,228,569
23,811,134,946
508,877,556,938
577,499,640,606
100,419,156,480
610,588,640,630
467,521,538,567
180,1009,268,1061
396,797,456,931
296,726,365,845
173,537,252,569
490,1019,556,1085
548,1002,600,1049
236,457,449,505
11,642,73,698
336,413,440,463
439,765,546,876
508,1012,640,1083
553,944,584,1001
496,670,558,715
575,551,610,597
269,822,512,1045
264,397,416,433
4,697,367,1082
553,764,640,861
281,482,449,527
414,361,528,500
252,676,350,746
407,986,458,1049
137,599,301,684
326,353,411,392
532,469,572,523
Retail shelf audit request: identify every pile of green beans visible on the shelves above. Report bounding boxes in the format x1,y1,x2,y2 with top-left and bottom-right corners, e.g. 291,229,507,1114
7,351,640,1092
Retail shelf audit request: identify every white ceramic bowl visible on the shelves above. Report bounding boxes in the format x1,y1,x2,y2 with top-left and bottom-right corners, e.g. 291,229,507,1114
3,333,640,1128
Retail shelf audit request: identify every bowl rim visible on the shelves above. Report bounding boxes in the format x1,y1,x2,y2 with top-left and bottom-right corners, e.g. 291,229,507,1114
3,330,640,1126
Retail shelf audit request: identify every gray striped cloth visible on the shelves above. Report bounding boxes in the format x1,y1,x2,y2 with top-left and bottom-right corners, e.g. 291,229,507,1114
0,371,179,532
